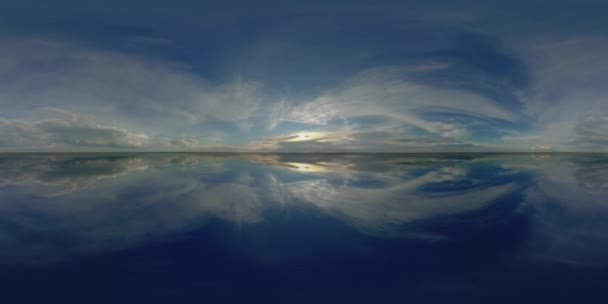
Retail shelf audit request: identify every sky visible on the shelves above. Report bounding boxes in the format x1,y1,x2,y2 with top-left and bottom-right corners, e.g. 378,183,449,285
0,0,607,152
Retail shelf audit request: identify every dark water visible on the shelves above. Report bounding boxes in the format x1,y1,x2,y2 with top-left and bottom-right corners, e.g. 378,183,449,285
1,153,607,303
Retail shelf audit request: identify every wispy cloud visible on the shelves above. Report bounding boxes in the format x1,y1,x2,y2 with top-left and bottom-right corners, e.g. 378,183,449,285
0,115,149,150
0,27,607,151
0,38,265,145
572,113,608,149
275,65,516,130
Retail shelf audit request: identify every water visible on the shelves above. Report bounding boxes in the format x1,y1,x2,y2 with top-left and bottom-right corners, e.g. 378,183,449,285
0,153,607,303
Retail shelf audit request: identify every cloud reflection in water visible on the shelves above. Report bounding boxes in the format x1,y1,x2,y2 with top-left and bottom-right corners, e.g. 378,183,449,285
0,153,606,272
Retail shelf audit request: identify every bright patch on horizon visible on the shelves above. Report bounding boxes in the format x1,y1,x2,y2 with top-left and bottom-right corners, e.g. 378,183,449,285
297,133,309,141
531,144,551,151
285,162,342,173
287,132,326,142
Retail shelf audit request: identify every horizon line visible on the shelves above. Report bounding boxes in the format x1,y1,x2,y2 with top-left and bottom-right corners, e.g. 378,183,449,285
0,151,606,154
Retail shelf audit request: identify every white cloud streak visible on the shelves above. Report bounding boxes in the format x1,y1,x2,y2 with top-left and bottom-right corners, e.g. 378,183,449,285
0,115,149,150
275,66,516,133
0,37,264,142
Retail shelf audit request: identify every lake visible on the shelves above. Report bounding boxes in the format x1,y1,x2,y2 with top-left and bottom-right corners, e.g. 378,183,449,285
0,153,607,303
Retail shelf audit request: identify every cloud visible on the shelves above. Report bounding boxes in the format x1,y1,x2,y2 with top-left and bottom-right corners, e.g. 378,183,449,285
276,65,517,129
1,31,607,151
0,118,43,148
572,113,608,149
0,114,149,150
170,138,199,147
36,119,149,147
507,37,608,151
261,64,520,151
247,127,488,153
530,144,551,151
0,37,264,143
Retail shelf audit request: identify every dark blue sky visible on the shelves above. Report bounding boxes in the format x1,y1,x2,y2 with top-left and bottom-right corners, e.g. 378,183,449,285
1,0,607,151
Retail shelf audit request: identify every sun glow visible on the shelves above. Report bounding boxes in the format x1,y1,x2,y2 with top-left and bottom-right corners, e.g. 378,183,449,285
287,132,326,142
285,162,335,172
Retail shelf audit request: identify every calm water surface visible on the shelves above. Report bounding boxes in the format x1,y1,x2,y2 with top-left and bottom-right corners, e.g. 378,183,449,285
0,153,607,303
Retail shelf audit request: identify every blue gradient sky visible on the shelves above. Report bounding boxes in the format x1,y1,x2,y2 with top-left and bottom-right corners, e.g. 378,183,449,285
1,0,607,152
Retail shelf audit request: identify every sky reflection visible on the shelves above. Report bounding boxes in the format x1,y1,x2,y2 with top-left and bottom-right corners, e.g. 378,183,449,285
0,153,607,302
